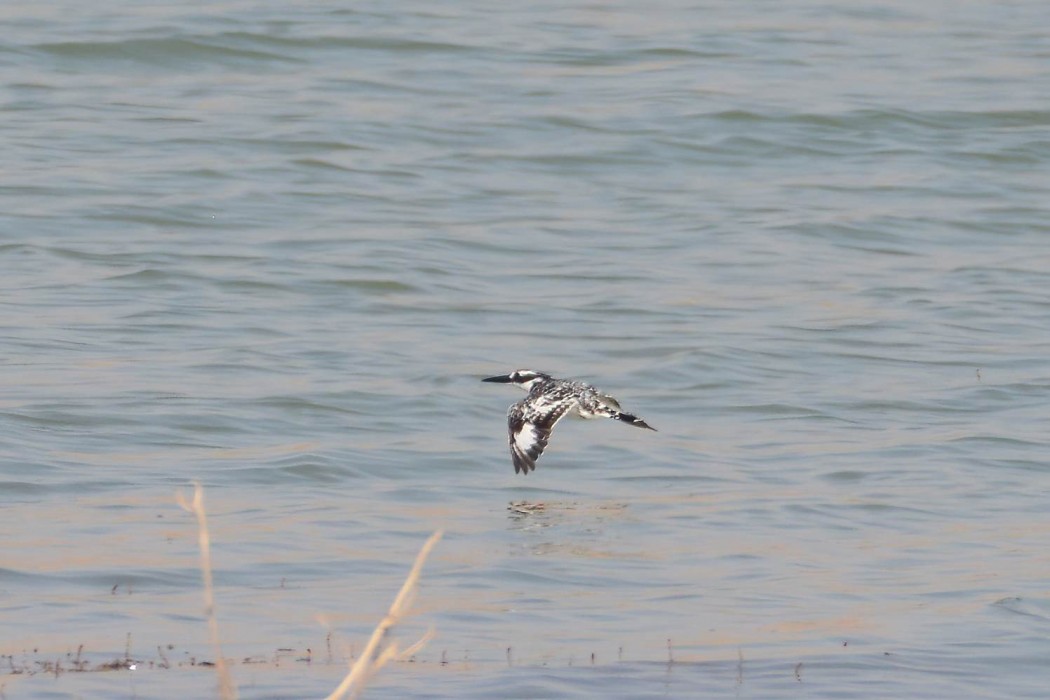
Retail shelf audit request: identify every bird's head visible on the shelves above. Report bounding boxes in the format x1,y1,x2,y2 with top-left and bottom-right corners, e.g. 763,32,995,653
482,369,552,391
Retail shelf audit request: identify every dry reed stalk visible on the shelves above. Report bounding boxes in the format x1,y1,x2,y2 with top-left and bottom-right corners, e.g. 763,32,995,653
177,481,237,700
325,530,443,700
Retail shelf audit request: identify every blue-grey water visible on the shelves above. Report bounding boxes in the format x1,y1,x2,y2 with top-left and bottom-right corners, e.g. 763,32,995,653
3,1,1050,698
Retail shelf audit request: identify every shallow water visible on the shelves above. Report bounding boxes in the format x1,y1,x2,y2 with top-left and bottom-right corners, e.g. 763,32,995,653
3,0,1050,697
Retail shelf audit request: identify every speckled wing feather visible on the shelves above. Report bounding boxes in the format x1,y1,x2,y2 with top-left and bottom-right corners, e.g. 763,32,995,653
506,392,578,474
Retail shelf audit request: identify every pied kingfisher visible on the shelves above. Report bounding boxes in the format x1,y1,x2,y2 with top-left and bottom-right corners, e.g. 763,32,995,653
483,369,656,474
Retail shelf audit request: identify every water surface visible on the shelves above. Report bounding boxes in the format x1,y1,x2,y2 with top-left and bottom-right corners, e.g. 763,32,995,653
3,0,1050,697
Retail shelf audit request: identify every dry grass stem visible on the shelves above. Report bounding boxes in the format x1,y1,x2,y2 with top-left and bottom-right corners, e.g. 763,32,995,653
325,530,443,700
177,481,237,700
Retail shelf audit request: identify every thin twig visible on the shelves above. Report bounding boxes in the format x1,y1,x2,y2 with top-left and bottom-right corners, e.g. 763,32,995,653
177,481,236,700
325,530,442,700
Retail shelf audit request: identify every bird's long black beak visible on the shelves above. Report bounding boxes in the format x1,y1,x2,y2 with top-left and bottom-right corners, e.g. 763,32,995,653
482,374,514,383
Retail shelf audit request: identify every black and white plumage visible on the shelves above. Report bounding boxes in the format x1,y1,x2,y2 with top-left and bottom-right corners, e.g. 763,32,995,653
482,369,656,474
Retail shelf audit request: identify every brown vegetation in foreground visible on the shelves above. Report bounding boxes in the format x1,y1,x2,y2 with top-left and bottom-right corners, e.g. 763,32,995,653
1,484,442,700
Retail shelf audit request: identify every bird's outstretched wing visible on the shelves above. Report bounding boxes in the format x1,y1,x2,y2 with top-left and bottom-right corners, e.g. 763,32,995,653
507,398,576,474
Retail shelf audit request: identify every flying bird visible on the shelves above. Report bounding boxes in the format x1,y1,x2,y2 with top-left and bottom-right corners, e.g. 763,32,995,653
483,369,656,474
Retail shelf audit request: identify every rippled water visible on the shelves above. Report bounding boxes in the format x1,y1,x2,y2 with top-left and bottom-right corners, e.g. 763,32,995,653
3,1,1050,698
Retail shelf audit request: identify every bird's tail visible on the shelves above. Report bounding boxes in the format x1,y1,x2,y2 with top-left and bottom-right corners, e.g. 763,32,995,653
616,412,657,431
